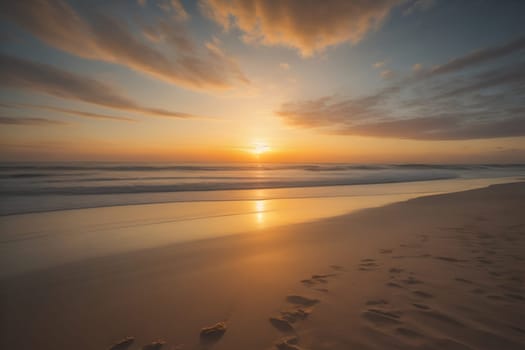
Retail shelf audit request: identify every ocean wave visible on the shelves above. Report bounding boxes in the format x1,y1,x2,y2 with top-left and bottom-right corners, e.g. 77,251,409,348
0,163,523,173
0,173,458,196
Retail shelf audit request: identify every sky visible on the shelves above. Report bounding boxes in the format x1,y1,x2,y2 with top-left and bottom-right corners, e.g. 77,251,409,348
0,0,524,163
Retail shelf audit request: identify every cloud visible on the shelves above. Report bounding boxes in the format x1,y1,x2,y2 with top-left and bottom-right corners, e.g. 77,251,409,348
276,39,525,141
277,90,525,140
373,61,386,68
18,104,137,122
279,63,290,70
339,115,525,140
201,0,403,56
278,95,384,129
380,69,395,79
155,0,189,20
403,0,435,15
0,116,66,126
0,0,247,91
412,63,423,72
432,62,525,99
142,20,194,52
0,54,199,118
429,35,525,76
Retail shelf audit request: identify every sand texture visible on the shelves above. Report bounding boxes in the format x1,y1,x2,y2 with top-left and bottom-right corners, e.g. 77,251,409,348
1,182,524,349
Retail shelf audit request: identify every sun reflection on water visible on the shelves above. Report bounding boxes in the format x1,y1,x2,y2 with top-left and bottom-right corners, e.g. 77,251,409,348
255,199,265,225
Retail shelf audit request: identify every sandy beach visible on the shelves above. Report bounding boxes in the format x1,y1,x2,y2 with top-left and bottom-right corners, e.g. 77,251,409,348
3,1,525,349
0,182,524,350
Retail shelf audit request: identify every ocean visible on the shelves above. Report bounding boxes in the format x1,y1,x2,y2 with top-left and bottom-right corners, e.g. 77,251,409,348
1,162,524,275
0,162,524,216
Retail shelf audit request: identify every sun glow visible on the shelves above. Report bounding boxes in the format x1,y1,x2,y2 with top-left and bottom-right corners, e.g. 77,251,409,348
252,142,270,155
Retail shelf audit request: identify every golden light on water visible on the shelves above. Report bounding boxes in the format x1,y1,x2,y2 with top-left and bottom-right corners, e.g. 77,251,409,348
255,199,265,224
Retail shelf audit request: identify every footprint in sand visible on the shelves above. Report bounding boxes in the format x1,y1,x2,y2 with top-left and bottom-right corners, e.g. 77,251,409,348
200,322,227,344
269,317,295,332
142,341,166,350
434,256,467,263
399,243,422,248
412,290,433,298
300,272,338,286
280,308,312,323
271,266,341,343
366,299,389,306
108,337,135,350
358,259,379,271
286,295,319,306
401,276,423,285
379,249,393,254
389,267,404,274
275,336,302,350
300,279,317,286
329,264,344,271
270,295,320,332
386,282,403,288
361,308,402,326
412,303,430,310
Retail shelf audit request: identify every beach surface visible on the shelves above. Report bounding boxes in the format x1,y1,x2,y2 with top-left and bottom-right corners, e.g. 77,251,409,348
1,182,524,350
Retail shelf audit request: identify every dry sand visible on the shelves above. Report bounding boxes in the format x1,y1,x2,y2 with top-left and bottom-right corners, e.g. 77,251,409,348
1,182,524,350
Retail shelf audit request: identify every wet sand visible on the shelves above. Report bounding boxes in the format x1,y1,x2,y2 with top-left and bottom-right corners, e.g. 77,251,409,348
1,182,524,349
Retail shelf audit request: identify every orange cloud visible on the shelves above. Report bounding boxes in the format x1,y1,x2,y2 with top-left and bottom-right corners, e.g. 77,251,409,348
201,0,402,56
277,36,525,141
18,104,137,123
0,54,200,119
1,0,248,91
0,116,67,126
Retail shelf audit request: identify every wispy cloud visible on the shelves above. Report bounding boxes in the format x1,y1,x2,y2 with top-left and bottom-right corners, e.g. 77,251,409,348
0,116,67,126
403,0,435,16
149,0,189,20
201,0,403,57
373,61,386,69
429,36,525,76
277,37,525,140
19,104,137,122
0,54,199,119
337,115,525,140
412,63,423,72
380,69,395,79
0,0,248,91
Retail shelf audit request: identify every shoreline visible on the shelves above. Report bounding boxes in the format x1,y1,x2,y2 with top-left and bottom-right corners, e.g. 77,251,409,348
1,176,521,217
1,182,524,349
0,177,520,277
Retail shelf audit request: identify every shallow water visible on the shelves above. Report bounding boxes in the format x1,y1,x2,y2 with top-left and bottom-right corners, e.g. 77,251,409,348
0,176,519,277
1,162,524,215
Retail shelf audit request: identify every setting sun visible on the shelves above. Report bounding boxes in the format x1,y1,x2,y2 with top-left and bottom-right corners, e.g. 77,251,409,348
252,143,270,155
